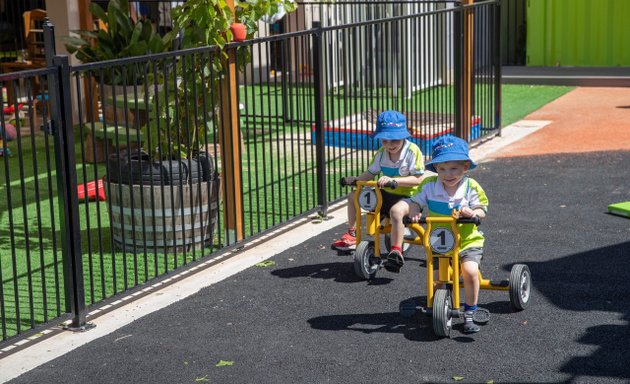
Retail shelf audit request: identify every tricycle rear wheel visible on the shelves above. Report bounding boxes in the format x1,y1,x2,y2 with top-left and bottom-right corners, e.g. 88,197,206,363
509,264,532,310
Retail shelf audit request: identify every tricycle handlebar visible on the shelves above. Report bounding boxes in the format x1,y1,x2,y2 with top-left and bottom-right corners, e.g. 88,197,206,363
340,177,398,190
402,215,481,226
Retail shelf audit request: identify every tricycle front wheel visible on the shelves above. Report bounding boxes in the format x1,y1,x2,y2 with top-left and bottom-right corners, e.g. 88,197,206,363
509,264,532,310
353,240,379,280
432,288,453,338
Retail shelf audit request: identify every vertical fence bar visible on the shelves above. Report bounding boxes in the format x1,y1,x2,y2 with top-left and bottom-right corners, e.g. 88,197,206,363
453,2,463,138
312,22,327,217
493,0,502,135
44,21,87,329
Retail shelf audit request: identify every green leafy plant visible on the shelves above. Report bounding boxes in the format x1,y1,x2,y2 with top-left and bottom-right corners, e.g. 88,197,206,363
144,0,297,160
63,0,171,84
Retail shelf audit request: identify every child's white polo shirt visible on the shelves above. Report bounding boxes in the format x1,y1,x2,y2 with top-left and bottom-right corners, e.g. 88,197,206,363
410,176,488,250
367,140,425,196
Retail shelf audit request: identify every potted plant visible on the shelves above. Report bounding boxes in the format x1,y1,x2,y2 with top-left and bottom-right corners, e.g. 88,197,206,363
62,0,216,253
67,0,298,253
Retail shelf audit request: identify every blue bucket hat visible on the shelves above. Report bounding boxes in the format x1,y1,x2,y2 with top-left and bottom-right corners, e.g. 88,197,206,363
425,136,477,172
371,110,411,140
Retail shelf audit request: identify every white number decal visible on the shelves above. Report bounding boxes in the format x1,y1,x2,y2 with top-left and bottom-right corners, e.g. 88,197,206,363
358,187,378,212
429,227,455,254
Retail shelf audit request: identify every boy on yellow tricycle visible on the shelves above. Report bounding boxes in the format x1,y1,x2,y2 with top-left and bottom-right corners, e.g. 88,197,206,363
345,136,532,337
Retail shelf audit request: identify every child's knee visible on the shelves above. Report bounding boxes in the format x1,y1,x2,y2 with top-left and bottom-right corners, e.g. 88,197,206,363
461,260,479,276
389,201,408,219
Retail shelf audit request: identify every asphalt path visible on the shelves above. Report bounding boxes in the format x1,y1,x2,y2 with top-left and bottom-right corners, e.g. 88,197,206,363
7,150,630,384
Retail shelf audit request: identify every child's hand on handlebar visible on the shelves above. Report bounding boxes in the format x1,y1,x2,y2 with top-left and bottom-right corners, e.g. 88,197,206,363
407,202,422,223
376,176,397,189
341,176,357,186
344,176,358,185
459,206,475,218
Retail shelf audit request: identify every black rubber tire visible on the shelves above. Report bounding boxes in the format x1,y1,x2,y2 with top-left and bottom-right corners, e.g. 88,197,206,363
353,240,378,280
107,150,214,185
432,288,453,338
509,264,532,310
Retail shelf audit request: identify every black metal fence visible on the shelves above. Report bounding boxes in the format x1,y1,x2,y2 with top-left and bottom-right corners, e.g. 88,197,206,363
0,0,500,344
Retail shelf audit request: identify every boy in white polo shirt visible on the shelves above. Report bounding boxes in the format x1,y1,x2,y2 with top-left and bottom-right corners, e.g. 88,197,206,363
332,110,425,251
404,136,488,333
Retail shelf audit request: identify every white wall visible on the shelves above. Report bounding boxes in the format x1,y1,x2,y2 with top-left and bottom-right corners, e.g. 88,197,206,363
45,0,80,59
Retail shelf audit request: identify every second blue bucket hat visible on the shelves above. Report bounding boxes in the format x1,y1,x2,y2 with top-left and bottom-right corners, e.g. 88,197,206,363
371,110,411,141
425,136,477,172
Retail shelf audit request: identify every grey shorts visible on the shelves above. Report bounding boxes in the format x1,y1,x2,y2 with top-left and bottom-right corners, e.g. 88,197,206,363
432,247,483,265
460,247,483,264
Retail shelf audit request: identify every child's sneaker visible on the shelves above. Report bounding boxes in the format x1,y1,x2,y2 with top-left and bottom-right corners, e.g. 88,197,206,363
384,249,404,273
463,310,480,334
331,230,356,251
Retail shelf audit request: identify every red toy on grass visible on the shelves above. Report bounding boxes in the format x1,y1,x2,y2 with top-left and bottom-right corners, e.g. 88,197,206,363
77,179,107,202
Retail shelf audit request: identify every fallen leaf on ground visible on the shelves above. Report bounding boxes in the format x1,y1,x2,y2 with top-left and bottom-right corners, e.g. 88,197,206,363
453,376,464,381
255,260,276,267
216,360,234,367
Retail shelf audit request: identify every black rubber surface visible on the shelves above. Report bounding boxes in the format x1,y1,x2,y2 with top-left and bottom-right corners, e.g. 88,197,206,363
8,151,630,384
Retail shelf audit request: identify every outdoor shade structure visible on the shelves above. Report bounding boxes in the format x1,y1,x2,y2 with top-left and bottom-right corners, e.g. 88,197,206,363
0,0,501,343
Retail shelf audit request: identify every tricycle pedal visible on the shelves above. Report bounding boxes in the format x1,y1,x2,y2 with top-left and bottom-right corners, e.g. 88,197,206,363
473,307,491,324
451,309,463,318
490,279,509,287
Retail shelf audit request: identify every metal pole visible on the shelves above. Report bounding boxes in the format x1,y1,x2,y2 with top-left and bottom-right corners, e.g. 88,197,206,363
493,0,502,136
312,22,328,217
453,3,463,138
461,0,474,142
44,21,89,330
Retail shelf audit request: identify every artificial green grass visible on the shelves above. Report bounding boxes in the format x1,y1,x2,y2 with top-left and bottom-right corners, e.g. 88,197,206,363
502,84,575,126
0,83,574,340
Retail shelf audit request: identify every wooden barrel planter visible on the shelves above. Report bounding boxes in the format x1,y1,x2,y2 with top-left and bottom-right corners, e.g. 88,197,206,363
106,150,220,253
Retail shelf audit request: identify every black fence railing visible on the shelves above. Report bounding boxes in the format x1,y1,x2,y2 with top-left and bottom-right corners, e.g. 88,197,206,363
0,0,500,344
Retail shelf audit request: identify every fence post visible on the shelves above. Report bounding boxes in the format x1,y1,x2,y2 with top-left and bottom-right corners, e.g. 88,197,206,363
453,3,463,138
493,0,503,136
44,21,88,330
219,0,245,244
312,22,328,217
461,0,474,141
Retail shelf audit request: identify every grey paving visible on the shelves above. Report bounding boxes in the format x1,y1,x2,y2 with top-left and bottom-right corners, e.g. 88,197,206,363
8,150,630,384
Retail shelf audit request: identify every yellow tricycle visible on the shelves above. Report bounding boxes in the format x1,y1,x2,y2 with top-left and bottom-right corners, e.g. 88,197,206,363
401,212,532,337
343,178,532,337
341,178,419,280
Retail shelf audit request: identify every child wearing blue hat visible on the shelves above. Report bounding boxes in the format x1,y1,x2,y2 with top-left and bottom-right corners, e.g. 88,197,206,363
402,135,488,333
332,110,425,252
